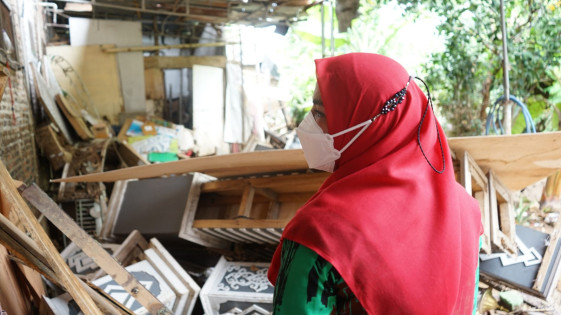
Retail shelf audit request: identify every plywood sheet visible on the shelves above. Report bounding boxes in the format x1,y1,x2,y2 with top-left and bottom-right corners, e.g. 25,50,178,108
46,44,124,124
53,149,308,183
69,17,146,114
55,132,561,190
112,175,193,238
144,68,165,100
448,132,561,191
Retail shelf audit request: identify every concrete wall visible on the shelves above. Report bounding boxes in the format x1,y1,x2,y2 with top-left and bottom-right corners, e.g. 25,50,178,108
0,0,39,183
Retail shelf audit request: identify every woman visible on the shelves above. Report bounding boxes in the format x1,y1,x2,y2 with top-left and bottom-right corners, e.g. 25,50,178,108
268,53,482,314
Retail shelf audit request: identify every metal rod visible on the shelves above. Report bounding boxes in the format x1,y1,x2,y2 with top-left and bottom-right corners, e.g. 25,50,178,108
330,0,334,56
239,26,246,144
500,0,511,135
55,0,227,23
321,1,325,58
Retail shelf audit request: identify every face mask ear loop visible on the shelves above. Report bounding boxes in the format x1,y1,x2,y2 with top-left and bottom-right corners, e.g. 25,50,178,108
333,114,380,153
415,77,446,174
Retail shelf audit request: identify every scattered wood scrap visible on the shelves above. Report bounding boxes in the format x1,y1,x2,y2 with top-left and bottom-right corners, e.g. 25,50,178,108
19,183,173,315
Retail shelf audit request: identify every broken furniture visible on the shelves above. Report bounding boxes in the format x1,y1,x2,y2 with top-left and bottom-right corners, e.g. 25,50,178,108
479,224,561,300
54,132,561,304
101,175,195,242
179,171,328,248
46,259,176,314
457,150,493,254
200,256,273,315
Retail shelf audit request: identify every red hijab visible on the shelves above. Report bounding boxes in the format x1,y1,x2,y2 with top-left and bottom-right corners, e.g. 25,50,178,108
269,53,482,314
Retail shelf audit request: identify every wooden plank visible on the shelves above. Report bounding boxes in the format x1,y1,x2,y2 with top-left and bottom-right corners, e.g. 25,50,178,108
115,141,150,167
55,132,561,192
92,229,148,280
0,245,32,314
237,186,255,218
55,94,94,140
533,220,561,297
148,238,200,315
0,76,8,101
52,149,309,183
488,170,517,255
144,56,227,69
192,219,289,229
0,162,102,314
144,248,190,313
100,180,129,240
31,66,73,144
102,42,230,53
144,68,165,99
19,184,172,315
0,214,128,314
458,150,492,254
448,132,561,190
178,173,231,249
200,172,327,194
35,124,73,171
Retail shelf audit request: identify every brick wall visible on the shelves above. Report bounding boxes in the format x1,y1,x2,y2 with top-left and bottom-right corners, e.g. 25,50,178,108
0,0,39,184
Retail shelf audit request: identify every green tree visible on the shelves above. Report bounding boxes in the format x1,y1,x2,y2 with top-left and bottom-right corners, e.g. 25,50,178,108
397,0,561,136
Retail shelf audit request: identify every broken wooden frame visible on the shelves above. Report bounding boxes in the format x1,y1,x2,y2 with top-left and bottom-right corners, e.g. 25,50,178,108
60,242,119,281
0,212,131,314
0,160,102,314
487,169,518,255
458,150,492,254
148,238,201,315
200,256,273,315
179,171,329,247
102,175,194,242
533,220,561,300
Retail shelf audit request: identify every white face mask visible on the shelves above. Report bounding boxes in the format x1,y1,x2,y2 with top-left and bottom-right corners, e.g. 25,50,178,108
296,111,375,172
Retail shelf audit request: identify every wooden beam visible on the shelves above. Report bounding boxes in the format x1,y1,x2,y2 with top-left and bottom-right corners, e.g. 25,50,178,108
237,186,255,218
200,172,328,194
192,218,290,229
448,132,561,190
533,220,561,297
52,149,309,183
19,184,172,315
102,42,233,53
55,94,94,141
91,230,148,280
0,214,128,314
144,56,227,69
488,169,517,255
0,161,102,315
458,150,492,254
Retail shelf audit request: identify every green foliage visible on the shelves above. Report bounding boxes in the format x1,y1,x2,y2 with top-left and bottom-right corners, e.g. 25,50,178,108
282,0,561,135
402,0,561,135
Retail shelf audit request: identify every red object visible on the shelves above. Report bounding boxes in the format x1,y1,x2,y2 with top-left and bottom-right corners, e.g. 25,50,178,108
6,61,15,124
269,53,482,314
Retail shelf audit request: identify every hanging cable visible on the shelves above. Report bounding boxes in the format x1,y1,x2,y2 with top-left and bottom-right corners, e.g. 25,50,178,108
485,95,536,135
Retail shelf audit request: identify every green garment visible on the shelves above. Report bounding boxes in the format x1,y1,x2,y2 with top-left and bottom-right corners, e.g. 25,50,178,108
273,239,366,314
273,239,482,315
